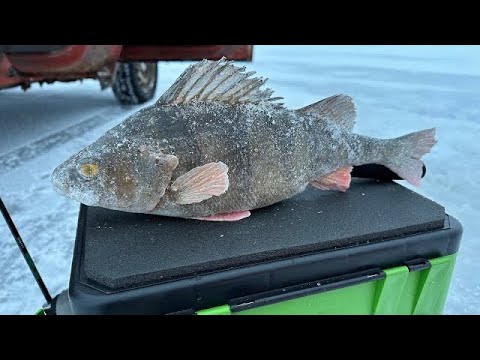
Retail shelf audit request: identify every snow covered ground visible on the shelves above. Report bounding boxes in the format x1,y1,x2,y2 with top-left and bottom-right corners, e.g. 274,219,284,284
1,45,479,314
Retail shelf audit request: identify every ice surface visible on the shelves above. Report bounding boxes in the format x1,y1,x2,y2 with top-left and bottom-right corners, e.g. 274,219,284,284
1,45,479,314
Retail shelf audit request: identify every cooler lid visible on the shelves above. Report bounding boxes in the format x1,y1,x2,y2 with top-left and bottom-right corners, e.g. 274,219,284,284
71,179,455,293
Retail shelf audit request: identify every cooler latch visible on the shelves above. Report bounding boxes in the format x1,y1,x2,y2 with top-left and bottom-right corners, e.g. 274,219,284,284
403,258,431,272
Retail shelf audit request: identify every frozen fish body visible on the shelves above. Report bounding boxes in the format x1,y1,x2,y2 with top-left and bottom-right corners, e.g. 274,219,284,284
51,58,436,221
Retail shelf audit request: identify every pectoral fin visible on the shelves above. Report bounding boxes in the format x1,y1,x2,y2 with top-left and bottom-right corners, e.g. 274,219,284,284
171,162,229,204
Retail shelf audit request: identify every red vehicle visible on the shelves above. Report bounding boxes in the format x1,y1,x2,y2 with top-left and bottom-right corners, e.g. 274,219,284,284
0,45,253,104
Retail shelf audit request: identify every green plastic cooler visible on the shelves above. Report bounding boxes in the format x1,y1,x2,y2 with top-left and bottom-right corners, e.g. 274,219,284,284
52,178,461,315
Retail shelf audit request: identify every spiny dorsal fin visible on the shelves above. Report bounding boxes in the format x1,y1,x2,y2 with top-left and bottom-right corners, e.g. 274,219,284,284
296,94,356,131
156,57,283,106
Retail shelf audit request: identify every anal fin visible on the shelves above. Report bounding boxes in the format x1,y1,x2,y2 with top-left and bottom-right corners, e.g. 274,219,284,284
310,166,353,192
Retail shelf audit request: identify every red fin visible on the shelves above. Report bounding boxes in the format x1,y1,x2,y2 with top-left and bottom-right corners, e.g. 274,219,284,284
193,210,251,222
310,166,353,192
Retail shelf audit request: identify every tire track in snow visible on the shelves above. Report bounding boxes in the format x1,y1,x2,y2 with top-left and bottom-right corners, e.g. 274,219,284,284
0,108,131,173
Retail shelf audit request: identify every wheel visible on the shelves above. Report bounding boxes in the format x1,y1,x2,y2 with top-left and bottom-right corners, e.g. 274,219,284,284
112,61,158,105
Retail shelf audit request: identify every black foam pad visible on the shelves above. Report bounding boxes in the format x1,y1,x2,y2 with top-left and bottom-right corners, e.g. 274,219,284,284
77,179,445,291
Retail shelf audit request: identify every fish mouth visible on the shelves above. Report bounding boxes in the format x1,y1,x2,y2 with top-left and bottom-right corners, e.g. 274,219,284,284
50,165,69,196
50,167,63,192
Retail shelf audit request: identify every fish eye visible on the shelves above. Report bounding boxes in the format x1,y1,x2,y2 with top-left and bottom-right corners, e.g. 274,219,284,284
77,159,99,180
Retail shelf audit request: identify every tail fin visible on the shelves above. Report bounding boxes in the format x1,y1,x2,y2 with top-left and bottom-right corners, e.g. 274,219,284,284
383,128,437,186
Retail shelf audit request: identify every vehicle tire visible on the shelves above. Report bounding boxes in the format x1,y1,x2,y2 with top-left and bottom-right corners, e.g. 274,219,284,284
112,61,158,105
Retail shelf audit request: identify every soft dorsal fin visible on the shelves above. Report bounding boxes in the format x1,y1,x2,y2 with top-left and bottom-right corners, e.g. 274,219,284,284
156,57,284,106
296,94,356,131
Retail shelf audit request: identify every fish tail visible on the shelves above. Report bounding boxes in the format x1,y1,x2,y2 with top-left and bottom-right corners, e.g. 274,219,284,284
382,128,437,186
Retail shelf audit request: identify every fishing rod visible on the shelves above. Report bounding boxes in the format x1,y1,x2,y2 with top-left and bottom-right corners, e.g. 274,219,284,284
0,196,52,304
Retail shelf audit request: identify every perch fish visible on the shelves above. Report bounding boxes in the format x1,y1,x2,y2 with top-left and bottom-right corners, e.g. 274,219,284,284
51,57,437,221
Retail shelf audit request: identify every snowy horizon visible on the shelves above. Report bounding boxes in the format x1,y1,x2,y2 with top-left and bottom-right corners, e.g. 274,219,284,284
1,45,479,314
